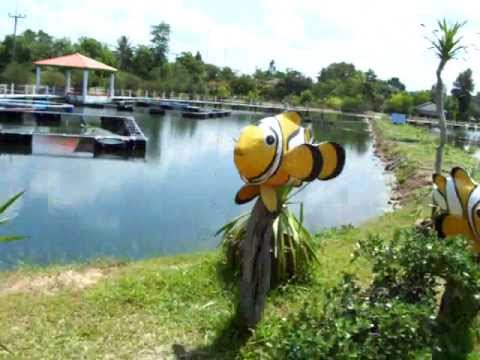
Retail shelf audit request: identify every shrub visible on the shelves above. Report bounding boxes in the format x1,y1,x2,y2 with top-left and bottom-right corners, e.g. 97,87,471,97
241,229,480,359
325,96,343,110
341,95,368,113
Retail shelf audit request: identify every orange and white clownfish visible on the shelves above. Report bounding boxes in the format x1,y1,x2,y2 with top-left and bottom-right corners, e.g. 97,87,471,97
233,111,345,212
433,167,480,252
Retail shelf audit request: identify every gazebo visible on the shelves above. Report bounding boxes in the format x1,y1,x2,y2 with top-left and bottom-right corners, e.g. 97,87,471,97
33,53,117,104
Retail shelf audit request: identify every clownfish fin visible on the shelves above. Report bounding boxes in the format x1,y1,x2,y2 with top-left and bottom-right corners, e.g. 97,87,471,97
432,173,447,196
282,144,323,182
451,167,477,212
235,185,260,204
317,142,346,180
260,185,278,212
278,111,302,126
435,213,473,240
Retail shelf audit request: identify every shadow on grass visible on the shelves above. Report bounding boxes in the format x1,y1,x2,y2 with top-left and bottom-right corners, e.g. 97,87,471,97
171,316,251,359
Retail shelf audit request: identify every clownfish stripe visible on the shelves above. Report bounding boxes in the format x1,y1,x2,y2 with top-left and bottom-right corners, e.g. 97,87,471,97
435,213,448,238
304,145,323,182
468,186,480,238
320,142,346,181
446,177,463,216
286,127,301,151
248,118,283,184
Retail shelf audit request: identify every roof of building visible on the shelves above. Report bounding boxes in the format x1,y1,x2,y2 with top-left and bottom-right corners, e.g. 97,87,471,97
416,101,437,112
34,53,117,72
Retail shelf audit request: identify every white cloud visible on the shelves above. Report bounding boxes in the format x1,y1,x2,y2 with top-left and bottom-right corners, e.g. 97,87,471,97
2,0,480,91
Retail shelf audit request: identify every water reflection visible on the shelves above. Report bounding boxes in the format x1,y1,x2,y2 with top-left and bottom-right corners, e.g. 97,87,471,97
0,109,389,268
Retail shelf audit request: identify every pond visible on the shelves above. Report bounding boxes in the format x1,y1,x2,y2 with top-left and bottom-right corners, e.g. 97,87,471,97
0,108,391,268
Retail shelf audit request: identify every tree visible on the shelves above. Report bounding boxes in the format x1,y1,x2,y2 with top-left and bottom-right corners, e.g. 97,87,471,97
451,68,474,121
318,62,357,82
116,36,134,71
132,45,155,78
428,19,466,174
150,22,170,65
268,59,276,75
384,92,413,114
387,77,406,92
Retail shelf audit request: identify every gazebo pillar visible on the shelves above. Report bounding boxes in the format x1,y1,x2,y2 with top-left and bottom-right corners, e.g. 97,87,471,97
82,70,89,102
109,73,115,97
64,70,71,95
35,66,41,89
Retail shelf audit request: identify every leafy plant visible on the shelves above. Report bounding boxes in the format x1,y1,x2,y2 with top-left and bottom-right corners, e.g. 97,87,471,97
0,191,24,243
241,229,480,359
217,185,320,284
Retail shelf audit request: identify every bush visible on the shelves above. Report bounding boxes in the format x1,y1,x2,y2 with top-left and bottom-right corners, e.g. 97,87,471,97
0,62,33,84
242,229,480,359
41,69,65,87
325,96,343,110
341,95,368,113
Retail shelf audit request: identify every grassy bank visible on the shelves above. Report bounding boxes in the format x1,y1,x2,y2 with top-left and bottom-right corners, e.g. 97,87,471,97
0,117,477,359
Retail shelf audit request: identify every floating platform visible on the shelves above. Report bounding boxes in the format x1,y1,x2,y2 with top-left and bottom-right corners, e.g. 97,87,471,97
181,109,231,119
0,110,147,159
0,99,74,112
149,107,165,115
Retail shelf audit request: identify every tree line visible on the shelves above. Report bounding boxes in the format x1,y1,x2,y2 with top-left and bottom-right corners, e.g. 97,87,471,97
0,22,478,119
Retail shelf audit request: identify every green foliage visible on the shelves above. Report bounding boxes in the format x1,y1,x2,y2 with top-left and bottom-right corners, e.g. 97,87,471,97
0,191,24,243
41,69,65,87
150,22,170,65
341,95,367,113
0,62,33,84
451,68,474,121
217,186,320,284
428,19,467,62
384,92,413,114
243,229,480,359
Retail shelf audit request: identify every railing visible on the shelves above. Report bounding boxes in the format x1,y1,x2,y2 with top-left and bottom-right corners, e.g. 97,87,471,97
0,83,273,106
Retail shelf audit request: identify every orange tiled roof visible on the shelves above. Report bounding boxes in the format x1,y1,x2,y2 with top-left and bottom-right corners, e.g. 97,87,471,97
34,53,117,72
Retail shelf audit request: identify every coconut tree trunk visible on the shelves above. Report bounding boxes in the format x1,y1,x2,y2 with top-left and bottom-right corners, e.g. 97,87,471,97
434,59,447,174
238,198,278,331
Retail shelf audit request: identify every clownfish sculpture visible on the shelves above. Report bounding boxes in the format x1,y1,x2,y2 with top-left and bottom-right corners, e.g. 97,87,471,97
233,111,345,212
433,167,480,252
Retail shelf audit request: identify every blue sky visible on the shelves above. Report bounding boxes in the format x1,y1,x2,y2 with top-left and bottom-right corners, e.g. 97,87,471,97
1,0,480,91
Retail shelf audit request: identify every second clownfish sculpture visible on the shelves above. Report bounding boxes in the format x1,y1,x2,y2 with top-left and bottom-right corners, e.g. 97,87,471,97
233,111,345,212
433,167,480,252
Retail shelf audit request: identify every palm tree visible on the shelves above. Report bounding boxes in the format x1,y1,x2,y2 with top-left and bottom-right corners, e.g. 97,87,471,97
116,36,134,72
427,19,466,174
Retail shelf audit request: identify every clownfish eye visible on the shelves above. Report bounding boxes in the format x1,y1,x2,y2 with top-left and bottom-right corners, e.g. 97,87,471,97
265,134,276,146
476,208,480,218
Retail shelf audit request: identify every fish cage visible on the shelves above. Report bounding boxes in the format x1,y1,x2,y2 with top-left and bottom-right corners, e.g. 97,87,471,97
0,99,74,112
0,109,147,159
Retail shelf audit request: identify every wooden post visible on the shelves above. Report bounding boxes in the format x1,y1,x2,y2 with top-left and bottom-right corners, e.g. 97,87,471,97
238,198,278,331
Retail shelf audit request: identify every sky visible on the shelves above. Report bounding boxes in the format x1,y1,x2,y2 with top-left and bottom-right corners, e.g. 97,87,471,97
1,0,480,91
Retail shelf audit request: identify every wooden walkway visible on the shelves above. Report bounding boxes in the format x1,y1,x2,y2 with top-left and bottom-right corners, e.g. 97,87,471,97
407,117,480,130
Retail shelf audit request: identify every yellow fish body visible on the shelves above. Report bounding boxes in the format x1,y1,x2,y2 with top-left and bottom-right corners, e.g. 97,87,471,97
433,167,480,252
233,111,345,212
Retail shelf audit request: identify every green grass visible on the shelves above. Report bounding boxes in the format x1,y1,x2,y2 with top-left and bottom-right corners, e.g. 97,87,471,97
0,117,477,359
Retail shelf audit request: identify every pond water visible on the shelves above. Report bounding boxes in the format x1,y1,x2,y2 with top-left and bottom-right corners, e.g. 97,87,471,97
0,109,391,268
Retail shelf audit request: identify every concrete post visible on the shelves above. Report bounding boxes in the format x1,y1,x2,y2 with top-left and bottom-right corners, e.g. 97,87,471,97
65,70,71,95
109,72,115,97
35,67,41,89
128,89,132,97
10,83,14,95
145,90,149,98
82,70,89,103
